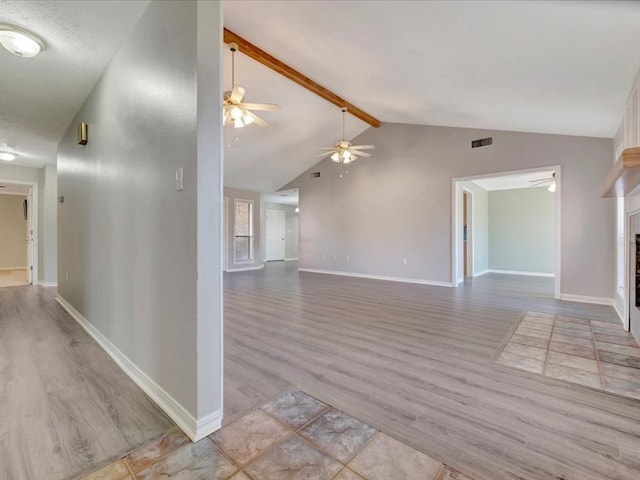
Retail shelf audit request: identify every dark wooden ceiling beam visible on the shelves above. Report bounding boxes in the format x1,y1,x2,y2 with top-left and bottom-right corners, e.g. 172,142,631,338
223,28,381,128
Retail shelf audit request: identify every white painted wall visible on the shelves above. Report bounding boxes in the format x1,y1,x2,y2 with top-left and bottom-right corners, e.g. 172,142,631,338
284,123,614,299
488,187,555,274
0,194,27,268
57,0,223,440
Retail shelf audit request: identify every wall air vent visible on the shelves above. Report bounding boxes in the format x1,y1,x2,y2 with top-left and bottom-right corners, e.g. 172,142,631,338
471,137,493,148
311,172,321,178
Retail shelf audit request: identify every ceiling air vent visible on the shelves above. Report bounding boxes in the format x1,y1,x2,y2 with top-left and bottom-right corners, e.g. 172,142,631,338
471,137,493,148
311,172,321,178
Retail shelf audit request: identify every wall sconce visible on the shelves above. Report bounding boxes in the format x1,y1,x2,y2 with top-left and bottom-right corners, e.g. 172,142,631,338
77,122,88,145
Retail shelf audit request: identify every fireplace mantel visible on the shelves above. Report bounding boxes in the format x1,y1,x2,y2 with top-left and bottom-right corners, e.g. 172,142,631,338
601,147,640,198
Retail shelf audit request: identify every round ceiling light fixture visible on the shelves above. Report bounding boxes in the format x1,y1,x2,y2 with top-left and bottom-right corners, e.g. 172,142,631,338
0,152,17,161
0,24,45,58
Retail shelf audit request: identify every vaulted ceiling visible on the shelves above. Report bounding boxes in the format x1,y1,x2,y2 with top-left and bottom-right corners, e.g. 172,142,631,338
1,1,640,193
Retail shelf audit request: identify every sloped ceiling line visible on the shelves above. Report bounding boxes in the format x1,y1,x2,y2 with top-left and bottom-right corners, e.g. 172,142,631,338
223,28,380,128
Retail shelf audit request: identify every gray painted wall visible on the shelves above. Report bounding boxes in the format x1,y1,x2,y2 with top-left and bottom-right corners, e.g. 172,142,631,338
459,181,489,276
41,165,57,283
488,187,555,273
57,0,223,431
0,194,27,268
224,187,262,270
0,163,56,283
284,123,614,298
264,202,299,260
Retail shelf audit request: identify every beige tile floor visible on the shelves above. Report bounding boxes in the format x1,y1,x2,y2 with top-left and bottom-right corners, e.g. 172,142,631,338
77,390,475,480
496,311,640,399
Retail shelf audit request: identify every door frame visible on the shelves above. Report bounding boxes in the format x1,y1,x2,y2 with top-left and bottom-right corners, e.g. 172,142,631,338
265,208,286,261
0,178,38,285
451,165,561,299
462,188,474,278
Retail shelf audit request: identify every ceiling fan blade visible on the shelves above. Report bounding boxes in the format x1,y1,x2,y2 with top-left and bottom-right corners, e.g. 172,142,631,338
244,102,280,112
351,150,371,158
317,147,338,150
230,85,245,104
351,145,375,150
317,151,337,159
245,110,268,127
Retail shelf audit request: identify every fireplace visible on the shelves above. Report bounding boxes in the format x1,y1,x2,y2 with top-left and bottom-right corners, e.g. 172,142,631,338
630,214,640,340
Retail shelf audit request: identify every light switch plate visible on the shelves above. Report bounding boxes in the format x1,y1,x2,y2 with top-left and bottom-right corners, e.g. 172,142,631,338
175,168,184,191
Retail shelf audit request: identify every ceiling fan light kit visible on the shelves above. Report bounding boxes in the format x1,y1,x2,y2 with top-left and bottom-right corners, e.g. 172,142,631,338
223,42,280,129
319,107,375,175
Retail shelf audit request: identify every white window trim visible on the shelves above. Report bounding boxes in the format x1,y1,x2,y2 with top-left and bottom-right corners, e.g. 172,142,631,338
233,198,254,264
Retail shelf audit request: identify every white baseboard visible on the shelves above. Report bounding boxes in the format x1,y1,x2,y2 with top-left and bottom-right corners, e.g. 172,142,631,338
613,301,625,325
298,268,453,288
473,269,490,277
488,269,555,278
38,281,57,287
226,264,264,272
284,257,299,261
55,295,221,441
559,294,614,306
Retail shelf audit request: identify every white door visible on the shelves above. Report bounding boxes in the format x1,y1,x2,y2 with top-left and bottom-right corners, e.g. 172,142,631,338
26,187,33,284
265,209,286,261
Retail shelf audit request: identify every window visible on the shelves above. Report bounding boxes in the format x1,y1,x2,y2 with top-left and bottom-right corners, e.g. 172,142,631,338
234,199,253,263
616,197,625,293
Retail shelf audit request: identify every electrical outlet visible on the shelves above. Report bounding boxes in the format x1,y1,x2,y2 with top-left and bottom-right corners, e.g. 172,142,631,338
403,258,408,265
346,255,350,261
322,253,326,260
65,271,69,281
333,254,337,260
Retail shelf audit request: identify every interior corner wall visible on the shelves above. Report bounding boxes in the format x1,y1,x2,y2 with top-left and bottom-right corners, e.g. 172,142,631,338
488,187,555,274
263,202,299,260
57,0,223,439
0,194,28,268
224,187,263,270
458,181,489,275
283,123,614,299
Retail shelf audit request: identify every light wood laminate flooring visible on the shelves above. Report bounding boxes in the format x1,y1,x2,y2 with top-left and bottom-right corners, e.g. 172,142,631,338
224,262,640,480
0,286,174,480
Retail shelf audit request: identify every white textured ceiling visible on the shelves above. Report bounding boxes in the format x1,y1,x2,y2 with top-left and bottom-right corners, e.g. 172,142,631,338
0,0,149,168
472,171,555,191
224,0,640,192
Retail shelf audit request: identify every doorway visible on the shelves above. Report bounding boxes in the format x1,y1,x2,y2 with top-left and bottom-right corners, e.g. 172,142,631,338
265,209,286,261
452,166,561,298
0,180,37,286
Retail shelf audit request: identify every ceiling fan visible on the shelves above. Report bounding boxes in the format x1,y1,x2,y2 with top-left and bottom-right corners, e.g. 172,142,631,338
223,42,280,128
318,107,374,165
529,171,556,192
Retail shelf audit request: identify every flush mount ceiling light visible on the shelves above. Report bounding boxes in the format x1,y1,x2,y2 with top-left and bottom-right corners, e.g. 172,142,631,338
223,42,279,128
0,24,45,58
318,107,374,176
0,151,17,161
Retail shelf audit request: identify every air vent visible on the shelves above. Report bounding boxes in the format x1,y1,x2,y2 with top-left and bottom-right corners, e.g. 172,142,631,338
471,137,493,148
311,172,321,178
